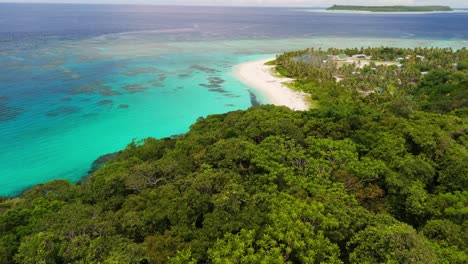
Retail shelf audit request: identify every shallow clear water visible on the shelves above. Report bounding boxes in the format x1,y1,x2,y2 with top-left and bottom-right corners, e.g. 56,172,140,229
1,4,467,196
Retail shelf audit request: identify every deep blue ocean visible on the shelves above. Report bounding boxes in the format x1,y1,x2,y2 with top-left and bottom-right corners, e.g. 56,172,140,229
1,3,467,196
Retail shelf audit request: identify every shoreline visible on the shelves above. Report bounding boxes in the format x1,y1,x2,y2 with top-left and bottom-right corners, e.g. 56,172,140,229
235,58,310,111
293,9,468,15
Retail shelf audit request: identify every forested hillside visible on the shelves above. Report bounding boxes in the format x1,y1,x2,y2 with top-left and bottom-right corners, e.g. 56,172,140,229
0,47,466,263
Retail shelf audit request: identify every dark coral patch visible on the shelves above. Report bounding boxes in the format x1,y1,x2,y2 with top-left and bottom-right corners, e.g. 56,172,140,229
47,106,81,117
199,83,220,89
61,97,72,102
190,65,219,73
124,84,148,93
69,84,101,94
123,67,161,77
151,82,165,88
158,74,167,81
100,87,121,96
178,73,191,78
97,100,113,106
208,77,225,84
118,104,129,109
199,77,230,94
69,84,120,97
0,105,23,122
199,85,229,94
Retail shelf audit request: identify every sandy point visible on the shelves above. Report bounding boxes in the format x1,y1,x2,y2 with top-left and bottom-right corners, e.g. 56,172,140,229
235,57,310,111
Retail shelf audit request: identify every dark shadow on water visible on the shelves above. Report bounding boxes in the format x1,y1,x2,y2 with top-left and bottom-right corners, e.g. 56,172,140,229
248,91,261,107
88,152,118,174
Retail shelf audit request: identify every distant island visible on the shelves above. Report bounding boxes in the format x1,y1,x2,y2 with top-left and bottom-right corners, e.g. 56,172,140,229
327,5,453,12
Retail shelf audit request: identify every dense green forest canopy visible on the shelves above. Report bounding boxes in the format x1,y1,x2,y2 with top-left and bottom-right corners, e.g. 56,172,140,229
326,5,453,12
0,47,467,263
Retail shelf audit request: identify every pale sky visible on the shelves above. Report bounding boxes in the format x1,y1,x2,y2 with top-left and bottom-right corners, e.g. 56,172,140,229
1,0,467,8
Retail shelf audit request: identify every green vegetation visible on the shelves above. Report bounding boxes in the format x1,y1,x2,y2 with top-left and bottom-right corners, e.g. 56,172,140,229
458,59,468,70
327,5,453,12
264,60,277,66
0,47,467,263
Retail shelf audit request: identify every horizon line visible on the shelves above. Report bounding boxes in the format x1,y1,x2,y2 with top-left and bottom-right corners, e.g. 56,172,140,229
0,2,325,8
1,2,467,9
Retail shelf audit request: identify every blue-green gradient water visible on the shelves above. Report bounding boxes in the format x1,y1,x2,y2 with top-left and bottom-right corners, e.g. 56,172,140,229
1,4,467,196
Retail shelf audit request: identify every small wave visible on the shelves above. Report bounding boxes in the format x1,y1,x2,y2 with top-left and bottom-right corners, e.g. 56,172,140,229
89,27,199,42
401,33,415,38
7,56,25,61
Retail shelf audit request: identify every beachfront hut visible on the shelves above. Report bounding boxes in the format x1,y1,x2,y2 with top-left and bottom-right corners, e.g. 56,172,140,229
352,54,367,59
352,54,372,60
333,74,345,82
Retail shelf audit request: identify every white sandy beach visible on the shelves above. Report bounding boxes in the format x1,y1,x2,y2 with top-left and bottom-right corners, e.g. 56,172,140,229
235,58,310,111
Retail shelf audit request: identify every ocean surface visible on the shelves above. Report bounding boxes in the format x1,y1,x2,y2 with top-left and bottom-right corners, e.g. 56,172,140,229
1,3,467,196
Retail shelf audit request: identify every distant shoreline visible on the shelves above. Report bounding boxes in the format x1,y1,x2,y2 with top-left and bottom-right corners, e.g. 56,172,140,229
294,8,468,15
326,5,452,13
235,58,310,111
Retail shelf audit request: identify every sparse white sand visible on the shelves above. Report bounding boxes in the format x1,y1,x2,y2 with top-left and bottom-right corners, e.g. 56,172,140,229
235,58,310,111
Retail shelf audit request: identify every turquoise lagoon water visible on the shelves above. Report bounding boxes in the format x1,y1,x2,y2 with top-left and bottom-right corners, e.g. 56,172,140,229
2,37,467,196
1,4,467,196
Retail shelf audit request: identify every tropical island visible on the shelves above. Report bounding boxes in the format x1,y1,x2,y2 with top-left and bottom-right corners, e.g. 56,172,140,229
327,5,453,12
0,47,466,263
